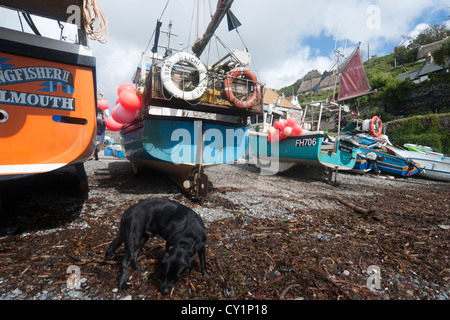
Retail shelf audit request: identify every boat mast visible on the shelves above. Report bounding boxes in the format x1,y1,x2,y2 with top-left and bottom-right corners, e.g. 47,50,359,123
332,49,344,101
192,0,234,57
161,21,178,56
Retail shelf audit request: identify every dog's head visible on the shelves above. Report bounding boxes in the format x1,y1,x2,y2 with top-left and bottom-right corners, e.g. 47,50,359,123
159,246,194,294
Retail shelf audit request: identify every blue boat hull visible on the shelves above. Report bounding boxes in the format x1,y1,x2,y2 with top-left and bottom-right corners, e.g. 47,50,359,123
121,117,248,195
352,155,373,173
248,131,357,174
358,146,420,177
122,118,248,164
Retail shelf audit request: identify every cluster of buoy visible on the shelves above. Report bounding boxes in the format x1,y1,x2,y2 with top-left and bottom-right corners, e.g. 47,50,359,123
267,117,303,143
105,83,143,132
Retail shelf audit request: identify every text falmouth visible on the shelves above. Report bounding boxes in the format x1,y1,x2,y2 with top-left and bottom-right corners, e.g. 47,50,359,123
0,89,75,111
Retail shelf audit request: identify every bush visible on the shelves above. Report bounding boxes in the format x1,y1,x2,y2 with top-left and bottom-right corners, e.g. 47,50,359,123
369,71,391,90
377,76,415,113
386,115,450,154
394,46,418,65
433,39,450,68
392,133,448,154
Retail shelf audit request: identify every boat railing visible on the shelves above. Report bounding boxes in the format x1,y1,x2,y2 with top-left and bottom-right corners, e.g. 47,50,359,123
136,53,263,117
302,100,354,154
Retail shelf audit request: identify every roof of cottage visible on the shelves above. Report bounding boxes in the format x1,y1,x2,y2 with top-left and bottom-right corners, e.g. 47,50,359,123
417,38,448,60
263,88,301,110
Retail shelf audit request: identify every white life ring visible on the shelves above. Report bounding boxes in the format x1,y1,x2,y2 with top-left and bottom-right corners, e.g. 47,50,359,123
161,52,208,101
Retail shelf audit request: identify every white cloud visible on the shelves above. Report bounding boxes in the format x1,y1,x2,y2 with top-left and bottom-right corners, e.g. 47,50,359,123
259,46,334,90
444,19,450,29
225,0,449,88
91,38,141,102
1,0,449,95
409,23,431,39
399,23,430,47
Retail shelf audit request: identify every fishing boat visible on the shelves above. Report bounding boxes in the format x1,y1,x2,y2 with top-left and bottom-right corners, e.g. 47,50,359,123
387,146,450,182
357,145,421,177
404,143,447,157
119,0,263,200
322,43,424,178
0,0,106,193
247,44,375,177
342,131,423,177
247,100,359,177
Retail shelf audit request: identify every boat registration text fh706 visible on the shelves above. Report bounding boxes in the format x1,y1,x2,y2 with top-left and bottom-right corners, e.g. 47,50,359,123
295,137,318,147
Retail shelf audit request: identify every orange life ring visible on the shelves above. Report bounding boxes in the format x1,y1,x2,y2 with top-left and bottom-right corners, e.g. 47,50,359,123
370,116,383,137
224,67,261,109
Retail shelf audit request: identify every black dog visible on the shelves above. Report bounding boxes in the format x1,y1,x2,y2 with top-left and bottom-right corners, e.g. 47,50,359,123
105,199,207,293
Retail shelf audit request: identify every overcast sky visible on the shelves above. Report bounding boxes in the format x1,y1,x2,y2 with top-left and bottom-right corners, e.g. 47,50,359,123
1,0,449,102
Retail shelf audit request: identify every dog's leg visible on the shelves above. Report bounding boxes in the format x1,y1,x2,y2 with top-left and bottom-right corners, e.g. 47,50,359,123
130,234,149,272
118,252,131,290
187,256,195,275
198,246,208,276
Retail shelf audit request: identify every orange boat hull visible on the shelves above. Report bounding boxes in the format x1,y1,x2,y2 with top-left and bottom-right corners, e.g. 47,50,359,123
0,52,96,178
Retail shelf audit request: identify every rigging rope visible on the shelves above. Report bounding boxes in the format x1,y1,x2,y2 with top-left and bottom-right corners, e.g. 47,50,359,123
83,0,108,44
17,11,24,32
21,12,41,36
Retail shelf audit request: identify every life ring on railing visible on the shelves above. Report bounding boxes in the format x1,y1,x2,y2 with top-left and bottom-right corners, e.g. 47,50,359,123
161,52,208,101
224,67,261,109
370,116,383,137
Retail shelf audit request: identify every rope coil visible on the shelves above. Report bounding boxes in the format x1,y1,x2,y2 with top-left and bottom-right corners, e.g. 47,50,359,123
83,0,108,44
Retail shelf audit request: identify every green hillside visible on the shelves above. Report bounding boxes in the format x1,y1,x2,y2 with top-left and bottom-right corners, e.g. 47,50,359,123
278,53,426,105
279,46,450,119
278,24,450,113
364,53,424,80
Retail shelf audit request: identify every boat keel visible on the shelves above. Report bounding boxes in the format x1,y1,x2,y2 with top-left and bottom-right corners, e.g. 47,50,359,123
180,166,209,202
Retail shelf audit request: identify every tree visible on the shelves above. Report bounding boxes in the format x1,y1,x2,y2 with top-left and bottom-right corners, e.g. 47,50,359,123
407,24,450,50
369,71,391,90
433,39,450,67
394,46,417,65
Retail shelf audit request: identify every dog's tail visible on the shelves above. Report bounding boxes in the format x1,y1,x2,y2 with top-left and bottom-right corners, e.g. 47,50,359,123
105,233,123,258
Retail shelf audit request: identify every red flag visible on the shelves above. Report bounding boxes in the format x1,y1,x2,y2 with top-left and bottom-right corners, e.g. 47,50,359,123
338,47,371,101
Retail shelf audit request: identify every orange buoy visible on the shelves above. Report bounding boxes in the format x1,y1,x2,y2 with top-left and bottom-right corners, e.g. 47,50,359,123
223,67,261,109
370,116,383,137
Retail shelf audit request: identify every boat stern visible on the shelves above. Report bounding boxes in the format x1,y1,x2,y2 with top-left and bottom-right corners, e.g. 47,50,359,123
0,29,97,180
